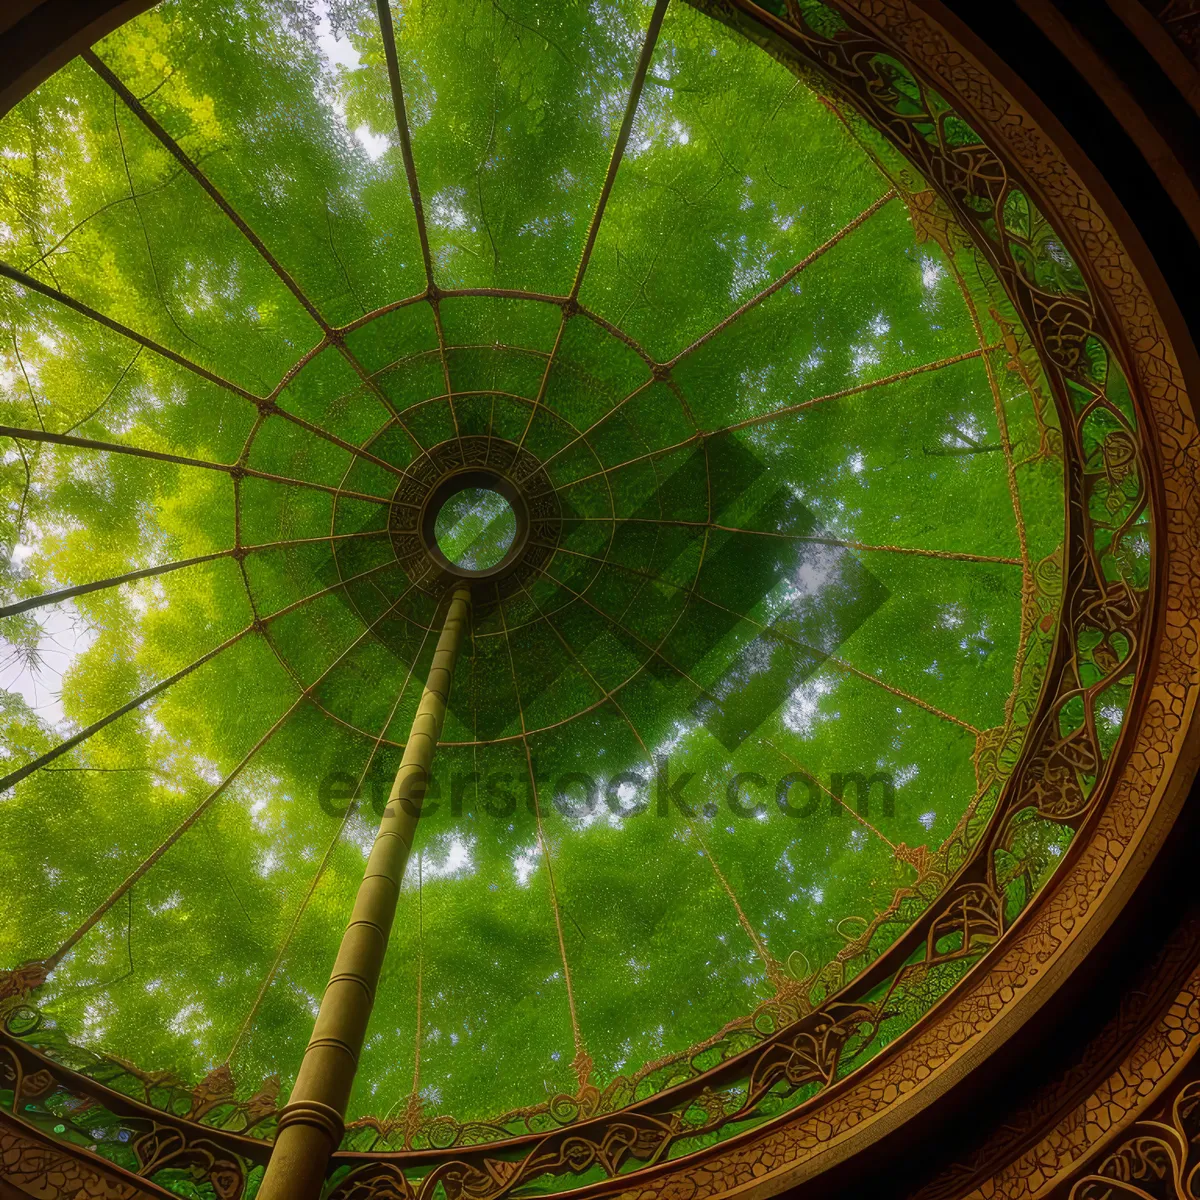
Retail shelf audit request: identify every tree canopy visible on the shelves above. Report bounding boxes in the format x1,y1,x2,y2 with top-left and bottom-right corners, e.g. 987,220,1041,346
0,0,1070,1150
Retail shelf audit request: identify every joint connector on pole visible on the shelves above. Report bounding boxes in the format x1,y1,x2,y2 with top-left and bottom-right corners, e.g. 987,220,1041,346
257,586,472,1200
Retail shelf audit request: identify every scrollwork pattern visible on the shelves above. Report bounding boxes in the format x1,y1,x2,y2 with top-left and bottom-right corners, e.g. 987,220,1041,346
0,1002,271,1197
597,1,1200,1196
4,1,1198,1197
1065,1075,1200,1200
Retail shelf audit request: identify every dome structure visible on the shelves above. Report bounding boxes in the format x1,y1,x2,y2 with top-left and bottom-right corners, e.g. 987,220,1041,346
0,1,1197,1199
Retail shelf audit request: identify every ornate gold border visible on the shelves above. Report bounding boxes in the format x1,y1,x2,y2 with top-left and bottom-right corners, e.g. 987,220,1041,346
0,1109,169,1198
1,2,1197,1197
913,917,1200,1199
603,2,1200,1196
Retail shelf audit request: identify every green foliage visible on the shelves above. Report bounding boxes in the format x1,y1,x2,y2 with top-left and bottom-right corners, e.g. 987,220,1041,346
0,0,1072,1147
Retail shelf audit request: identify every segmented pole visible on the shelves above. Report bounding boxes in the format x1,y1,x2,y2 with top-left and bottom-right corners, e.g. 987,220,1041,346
258,585,472,1200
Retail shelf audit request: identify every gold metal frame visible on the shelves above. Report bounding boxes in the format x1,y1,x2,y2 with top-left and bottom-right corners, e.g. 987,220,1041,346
0,1,1197,1198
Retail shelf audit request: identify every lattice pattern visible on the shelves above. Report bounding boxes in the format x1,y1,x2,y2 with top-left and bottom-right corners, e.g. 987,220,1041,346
0,0,1158,1198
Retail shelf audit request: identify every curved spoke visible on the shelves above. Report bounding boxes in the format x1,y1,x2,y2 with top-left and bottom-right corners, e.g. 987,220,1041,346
553,516,1020,565
950,267,1033,578
369,0,464,447
544,344,991,480
516,0,670,454
0,551,226,619
570,0,671,303
0,260,257,399
35,579,421,973
665,188,897,368
0,529,392,620
0,628,250,795
759,736,897,852
495,587,591,1089
512,573,780,986
0,424,413,510
224,590,433,1064
530,537,982,735
373,0,435,291
0,557,402,794
0,263,426,485
84,48,429,448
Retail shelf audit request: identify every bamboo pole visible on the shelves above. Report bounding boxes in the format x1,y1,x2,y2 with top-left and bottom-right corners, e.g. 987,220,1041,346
258,585,472,1200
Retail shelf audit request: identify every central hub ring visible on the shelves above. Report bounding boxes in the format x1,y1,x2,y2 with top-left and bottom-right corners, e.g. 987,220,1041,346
387,435,562,599
419,468,529,579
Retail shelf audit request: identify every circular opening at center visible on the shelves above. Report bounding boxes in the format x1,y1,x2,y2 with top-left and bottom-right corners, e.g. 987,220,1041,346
433,486,517,572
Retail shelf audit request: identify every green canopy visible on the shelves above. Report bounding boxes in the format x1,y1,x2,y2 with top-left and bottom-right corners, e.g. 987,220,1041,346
0,0,1072,1164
